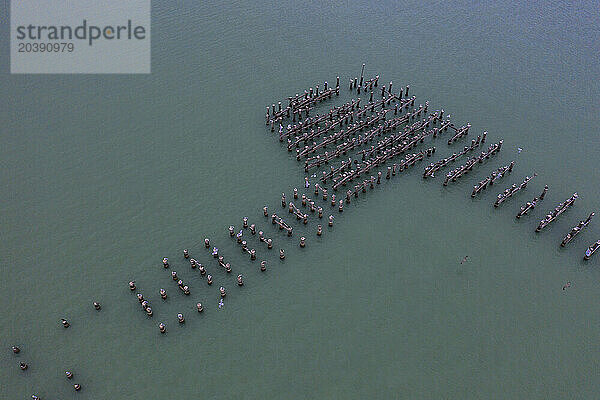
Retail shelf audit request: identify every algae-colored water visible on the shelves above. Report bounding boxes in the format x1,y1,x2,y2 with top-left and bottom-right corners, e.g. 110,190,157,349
1,1,599,399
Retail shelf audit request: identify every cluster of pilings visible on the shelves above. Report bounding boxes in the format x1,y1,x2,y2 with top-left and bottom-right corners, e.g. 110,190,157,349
296,97,421,166
134,291,154,317
280,98,360,140
353,108,445,163
88,68,600,342
493,173,537,207
298,72,595,260
260,71,479,261
330,147,436,191
268,69,595,264
271,213,294,236
443,141,503,186
489,161,515,184
288,202,309,222
447,124,471,145
122,225,282,336
18,67,600,400
349,64,381,94
536,193,579,232
471,161,515,197
266,187,336,242
423,133,486,178
103,70,600,341
267,78,342,128
561,212,595,247
287,98,369,150
10,73,595,398
515,185,548,218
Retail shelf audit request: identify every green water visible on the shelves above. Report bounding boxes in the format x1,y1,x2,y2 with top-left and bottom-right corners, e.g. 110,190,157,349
2,1,599,399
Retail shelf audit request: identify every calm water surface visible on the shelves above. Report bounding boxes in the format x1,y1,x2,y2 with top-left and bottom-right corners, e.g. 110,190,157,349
1,1,599,399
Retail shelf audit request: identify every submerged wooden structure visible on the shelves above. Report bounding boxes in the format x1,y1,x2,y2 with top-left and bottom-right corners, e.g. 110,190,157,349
55,67,600,343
